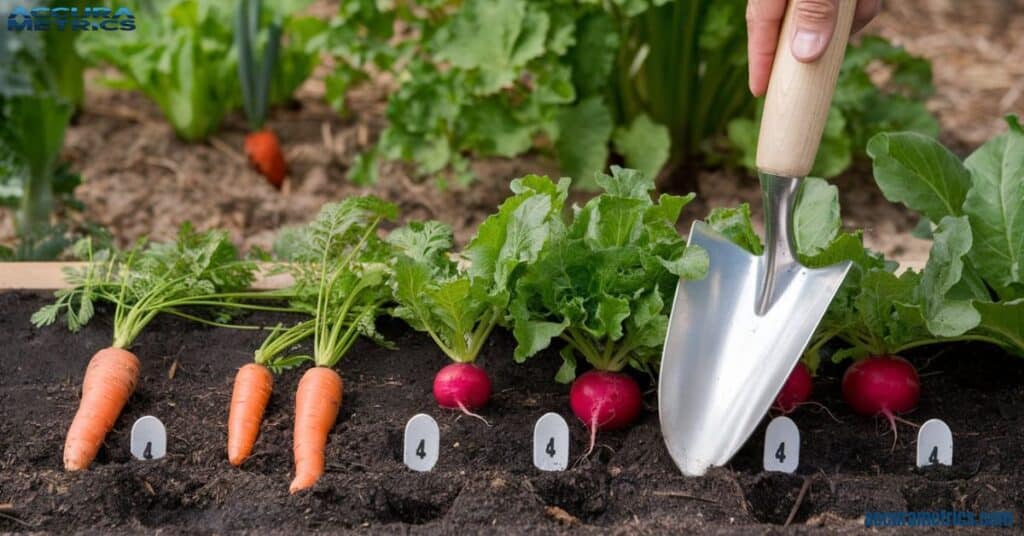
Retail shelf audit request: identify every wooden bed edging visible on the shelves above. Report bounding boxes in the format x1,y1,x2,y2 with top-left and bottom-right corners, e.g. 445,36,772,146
0,262,294,290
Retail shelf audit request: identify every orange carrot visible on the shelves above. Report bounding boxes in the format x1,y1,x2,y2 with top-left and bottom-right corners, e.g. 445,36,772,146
289,366,343,494
244,128,287,188
64,348,141,471
227,363,274,466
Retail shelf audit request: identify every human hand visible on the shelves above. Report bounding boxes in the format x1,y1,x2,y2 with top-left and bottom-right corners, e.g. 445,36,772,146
746,0,881,96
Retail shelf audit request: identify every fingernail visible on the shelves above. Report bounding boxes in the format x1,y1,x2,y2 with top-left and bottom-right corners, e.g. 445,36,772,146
791,30,824,60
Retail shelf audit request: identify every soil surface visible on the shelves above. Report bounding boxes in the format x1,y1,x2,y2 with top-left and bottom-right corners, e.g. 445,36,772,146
1,292,1023,534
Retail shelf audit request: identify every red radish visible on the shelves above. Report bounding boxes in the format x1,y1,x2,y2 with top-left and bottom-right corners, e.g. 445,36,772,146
433,363,492,422
569,370,643,456
773,362,813,413
842,355,920,447
245,129,287,188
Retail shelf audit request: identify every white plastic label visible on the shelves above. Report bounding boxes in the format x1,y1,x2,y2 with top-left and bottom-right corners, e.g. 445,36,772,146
404,413,439,472
763,416,799,473
130,416,166,461
917,418,952,468
533,412,569,471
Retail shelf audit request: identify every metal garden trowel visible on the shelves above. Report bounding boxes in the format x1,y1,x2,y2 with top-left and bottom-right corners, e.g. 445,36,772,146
658,1,857,476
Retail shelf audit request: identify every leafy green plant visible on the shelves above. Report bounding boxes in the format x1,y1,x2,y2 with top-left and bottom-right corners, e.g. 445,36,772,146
78,0,324,141
32,224,260,345
326,1,933,189
727,36,938,178
388,176,568,363
276,196,398,368
510,166,708,381
861,116,1024,357
707,117,1024,368
0,7,79,259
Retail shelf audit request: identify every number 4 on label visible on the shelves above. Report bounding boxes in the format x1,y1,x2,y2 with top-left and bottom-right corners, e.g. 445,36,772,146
404,414,439,472
764,416,799,473
916,419,952,468
534,413,568,471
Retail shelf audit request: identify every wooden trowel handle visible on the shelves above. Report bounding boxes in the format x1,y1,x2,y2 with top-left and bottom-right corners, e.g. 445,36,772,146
756,0,856,178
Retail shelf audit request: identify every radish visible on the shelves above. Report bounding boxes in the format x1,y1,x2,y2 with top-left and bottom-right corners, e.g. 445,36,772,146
569,370,643,456
773,362,813,413
433,363,492,422
842,355,920,447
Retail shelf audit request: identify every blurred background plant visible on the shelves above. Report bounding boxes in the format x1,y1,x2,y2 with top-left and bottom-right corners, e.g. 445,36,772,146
0,0,87,259
77,0,325,141
323,0,938,190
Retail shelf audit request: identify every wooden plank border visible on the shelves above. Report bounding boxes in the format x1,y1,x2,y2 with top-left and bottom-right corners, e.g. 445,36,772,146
0,262,294,290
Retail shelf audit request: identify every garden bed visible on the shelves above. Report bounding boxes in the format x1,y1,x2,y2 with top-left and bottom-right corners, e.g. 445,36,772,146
2,291,1022,533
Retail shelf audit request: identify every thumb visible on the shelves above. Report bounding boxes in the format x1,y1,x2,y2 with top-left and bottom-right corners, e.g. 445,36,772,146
790,0,839,62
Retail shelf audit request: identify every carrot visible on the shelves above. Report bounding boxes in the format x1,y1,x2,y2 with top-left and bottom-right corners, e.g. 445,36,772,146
289,366,343,494
227,363,274,466
244,129,287,188
64,348,141,471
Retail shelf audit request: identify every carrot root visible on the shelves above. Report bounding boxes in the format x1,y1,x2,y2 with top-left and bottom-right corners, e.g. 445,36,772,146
64,347,141,471
289,366,343,494
227,363,274,466
244,129,287,188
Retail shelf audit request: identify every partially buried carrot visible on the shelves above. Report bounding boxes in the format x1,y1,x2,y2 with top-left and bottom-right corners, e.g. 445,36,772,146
227,363,273,466
64,348,141,471
289,366,343,494
245,128,286,188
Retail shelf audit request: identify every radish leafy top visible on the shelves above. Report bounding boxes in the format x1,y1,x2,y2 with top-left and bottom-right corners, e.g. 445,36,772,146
714,117,1024,369
388,175,568,363
510,166,708,382
864,116,1024,357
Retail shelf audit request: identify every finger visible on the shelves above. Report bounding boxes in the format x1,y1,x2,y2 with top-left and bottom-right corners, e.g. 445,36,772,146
851,0,882,33
746,0,788,96
790,0,839,62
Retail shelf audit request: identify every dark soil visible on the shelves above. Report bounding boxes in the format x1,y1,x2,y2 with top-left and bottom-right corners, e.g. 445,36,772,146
1,292,1022,534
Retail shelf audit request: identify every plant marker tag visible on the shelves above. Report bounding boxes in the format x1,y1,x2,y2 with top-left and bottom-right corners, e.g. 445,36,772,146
763,416,799,473
533,412,569,471
130,416,166,461
404,413,439,472
916,418,952,468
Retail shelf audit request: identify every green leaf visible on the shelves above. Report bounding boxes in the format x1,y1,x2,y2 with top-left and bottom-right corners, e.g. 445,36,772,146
793,178,840,257
962,118,1024,297
660,244,709,280
347,147,379,186
704,204,763,255
555,97,613,189
973,299,1024,356
867,132,971,223
434,0,541,95
919,216,981,336
512,316,568,362
569,13,618,98
31,303,59,327
595,166,655,199
466,174,567,288
612,115,671,179
554,346,578,384
387,220,454,268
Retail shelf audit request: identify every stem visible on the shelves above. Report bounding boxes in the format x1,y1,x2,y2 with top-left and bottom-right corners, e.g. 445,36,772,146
256,320,315,365
893,334,1010,354
163,309,266,330
464,307,500,363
